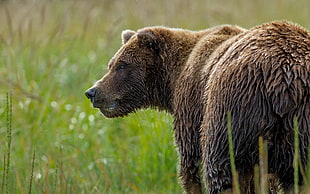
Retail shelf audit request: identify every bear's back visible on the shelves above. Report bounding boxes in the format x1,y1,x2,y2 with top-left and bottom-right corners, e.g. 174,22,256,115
204,21,310,117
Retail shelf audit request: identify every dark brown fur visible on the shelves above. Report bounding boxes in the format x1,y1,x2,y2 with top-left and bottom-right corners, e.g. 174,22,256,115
200,21,310,194
174,25,246,193
85,21,310,194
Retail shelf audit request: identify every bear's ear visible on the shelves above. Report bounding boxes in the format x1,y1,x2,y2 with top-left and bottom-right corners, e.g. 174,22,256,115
137,30,159,52
122,30,136,44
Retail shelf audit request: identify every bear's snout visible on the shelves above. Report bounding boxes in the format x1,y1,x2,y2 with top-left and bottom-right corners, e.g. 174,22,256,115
85,87,97,104
85,86,120,117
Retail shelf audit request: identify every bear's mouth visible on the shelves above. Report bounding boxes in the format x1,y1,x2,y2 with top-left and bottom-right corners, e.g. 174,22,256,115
98,100,139,118
97,101,120,118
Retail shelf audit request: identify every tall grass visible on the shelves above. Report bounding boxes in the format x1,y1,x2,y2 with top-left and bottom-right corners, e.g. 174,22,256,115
2,92,12,194
294,117,299,194
227,116,308,193
227,111,240,194
258,137,268,194
0,0,310,193
28,150,35,194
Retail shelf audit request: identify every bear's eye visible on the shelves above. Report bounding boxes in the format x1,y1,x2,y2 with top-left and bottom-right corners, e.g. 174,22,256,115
116,63,128,71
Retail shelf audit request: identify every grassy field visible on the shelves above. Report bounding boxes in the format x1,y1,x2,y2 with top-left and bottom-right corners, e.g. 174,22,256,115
0,0,309,193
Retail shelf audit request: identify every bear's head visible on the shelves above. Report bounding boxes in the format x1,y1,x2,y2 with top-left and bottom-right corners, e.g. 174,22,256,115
85,28,164,118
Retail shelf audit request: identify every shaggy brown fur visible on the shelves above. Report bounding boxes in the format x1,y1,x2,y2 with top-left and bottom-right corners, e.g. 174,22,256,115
174,25,246,193
85,21,310,194
200,21,310,194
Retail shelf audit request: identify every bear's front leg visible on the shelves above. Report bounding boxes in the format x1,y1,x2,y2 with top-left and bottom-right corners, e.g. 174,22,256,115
175,126,202,194
173,83,204,193
179,160,202,194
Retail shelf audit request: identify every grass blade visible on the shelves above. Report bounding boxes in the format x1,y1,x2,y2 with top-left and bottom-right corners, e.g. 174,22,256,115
227,111,240,194
28,151,35,194
1,155,6,194
258,136,268,194
5,92,12,194
293,117,299,194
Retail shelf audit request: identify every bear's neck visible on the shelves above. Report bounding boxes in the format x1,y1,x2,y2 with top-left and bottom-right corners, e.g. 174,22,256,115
149,31,205,113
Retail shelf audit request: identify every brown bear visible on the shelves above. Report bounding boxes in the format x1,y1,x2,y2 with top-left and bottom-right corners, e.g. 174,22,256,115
85,21,310,194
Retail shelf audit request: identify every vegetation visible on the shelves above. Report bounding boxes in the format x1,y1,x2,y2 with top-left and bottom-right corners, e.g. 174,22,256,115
0,0,309,193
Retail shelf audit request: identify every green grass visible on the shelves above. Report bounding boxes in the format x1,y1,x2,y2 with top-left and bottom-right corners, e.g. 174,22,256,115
227,111,240,194
0,0,310,193
294,117,299,194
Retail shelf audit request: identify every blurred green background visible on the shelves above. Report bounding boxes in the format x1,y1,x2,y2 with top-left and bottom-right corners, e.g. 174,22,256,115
0,0,309,193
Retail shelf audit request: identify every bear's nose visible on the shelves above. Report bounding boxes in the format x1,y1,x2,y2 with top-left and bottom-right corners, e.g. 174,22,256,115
85,87,97,104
